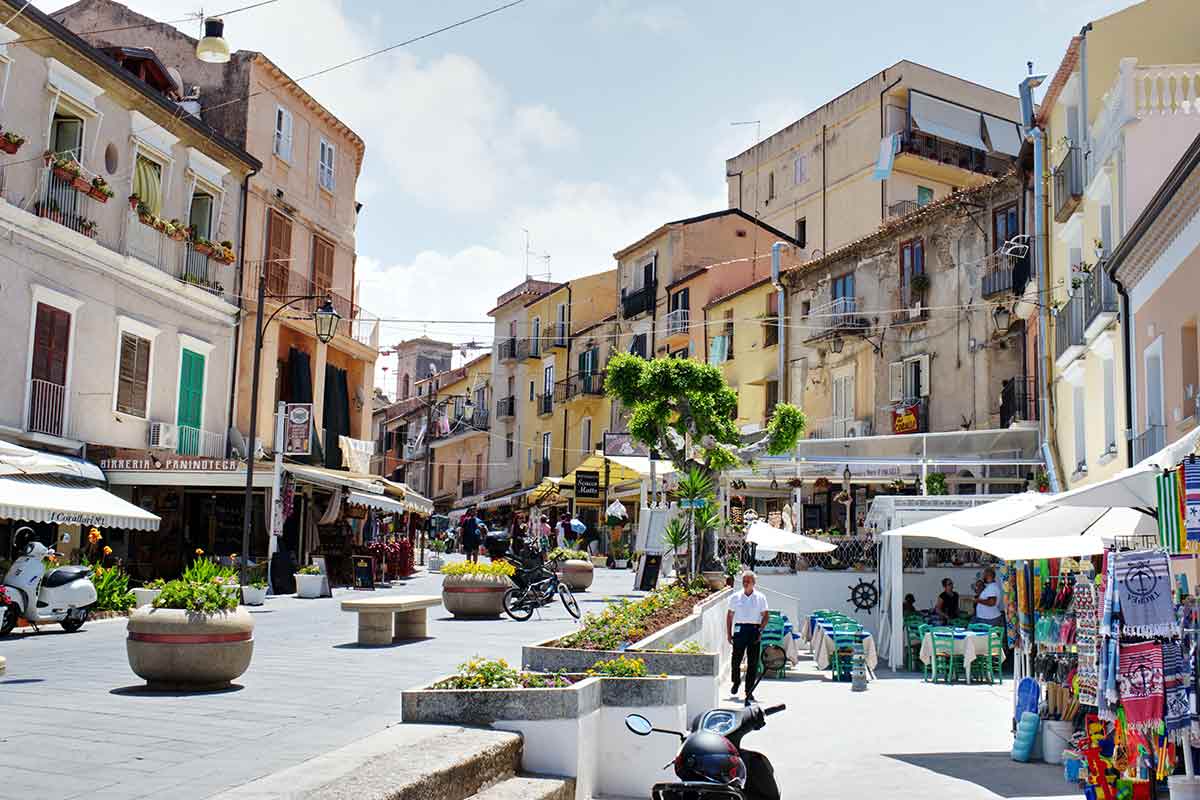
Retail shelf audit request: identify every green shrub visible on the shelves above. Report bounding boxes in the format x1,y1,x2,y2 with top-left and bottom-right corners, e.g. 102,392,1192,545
296,565,322,575
152,579,238,613
587,655,648,678
548,548,590,562
182,557,237,584
440,560,516,577
669,640,708,654
143,578,166,590
433,657,572,689
723,557,742,578
90,563,135,612
556,582,710,651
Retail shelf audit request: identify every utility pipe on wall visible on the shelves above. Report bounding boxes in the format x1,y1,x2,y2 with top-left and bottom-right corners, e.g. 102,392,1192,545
1032,126,1063,492
771,242,787,405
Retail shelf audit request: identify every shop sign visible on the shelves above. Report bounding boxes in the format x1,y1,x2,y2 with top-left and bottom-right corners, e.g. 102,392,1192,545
575,470,600,499
90,446,241,472
48,511,108,526
284,403,313,456
892,404,921,434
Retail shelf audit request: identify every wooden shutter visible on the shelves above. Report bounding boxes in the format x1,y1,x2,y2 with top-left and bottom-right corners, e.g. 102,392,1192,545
917,354,931,397
266,210,292,296
889,362,904,402
312,236,334,300
176,349,205,429
116,333,151,416
31,303,70,385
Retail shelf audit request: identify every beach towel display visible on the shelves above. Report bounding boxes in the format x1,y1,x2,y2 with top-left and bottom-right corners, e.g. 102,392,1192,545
1117,641,1164,733
1112,549,1177,637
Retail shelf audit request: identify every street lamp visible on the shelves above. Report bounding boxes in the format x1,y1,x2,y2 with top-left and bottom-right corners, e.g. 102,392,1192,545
195,18,232,63
239,261,342,587
993,304,1012,333
829,336,844,354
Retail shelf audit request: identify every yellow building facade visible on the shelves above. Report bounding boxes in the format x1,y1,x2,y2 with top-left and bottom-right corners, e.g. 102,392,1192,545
428,354,492,510
705,278,782,433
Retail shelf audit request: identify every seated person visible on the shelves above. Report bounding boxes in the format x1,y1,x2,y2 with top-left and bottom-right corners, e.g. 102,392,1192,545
935,578,960,622
903,593,918,616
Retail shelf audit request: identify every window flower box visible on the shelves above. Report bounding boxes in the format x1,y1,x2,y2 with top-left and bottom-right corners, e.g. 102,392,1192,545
193,239,215,257
0,131,25,155
71,175,91,193
52,165,77,184
89,178,113,203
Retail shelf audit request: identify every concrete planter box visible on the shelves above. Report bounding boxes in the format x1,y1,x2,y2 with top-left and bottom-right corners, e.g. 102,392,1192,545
240,585,267,606
427,554,444,572
442,573,511,618
559,559,593,591
403,674,685,800
524,588,733,716
131,588,160,608
294,574,323,599
126,606,254,690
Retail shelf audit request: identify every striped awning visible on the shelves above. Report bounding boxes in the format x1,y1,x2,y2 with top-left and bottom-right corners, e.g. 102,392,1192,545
0,474,160,531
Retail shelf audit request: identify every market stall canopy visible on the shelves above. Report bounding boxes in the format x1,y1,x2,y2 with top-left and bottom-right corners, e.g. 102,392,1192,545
345,491,408,516
1040,427,1200,512
377,479,433,517
284,464,433,516
745,521,836,554
0,438,105,481
527,477,561,506
561,452,676,494
0,474,160,530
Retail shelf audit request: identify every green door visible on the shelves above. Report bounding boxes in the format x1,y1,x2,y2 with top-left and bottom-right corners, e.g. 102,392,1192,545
177,349,205,455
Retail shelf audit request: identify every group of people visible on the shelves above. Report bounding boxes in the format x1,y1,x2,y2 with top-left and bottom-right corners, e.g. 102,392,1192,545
902,567,1005,628
450,508,593,562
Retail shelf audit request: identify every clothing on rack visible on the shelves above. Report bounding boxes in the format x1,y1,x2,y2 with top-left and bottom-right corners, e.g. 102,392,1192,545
1113,549,1177,638
1162,640,1190,735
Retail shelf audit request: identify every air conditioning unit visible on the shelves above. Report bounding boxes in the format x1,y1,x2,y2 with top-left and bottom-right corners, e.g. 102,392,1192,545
148,421,179,450
844,420,872,438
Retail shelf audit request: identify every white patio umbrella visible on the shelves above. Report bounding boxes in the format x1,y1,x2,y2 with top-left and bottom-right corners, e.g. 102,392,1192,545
744,520,836,554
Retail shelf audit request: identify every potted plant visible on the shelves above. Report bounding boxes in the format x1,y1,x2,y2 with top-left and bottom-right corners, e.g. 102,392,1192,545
136,201,154,227
909,272,930,296
0,130,25,155
79,219,97,239
89,175,113,202
50,157,77,184
192,236,214,256
241,562,268,606
216,240,236,264
128,193,141,211
126,576,253,690
440,560,514,619
1034,467,1050,493
132,578,165,608
294,564,324,598
610,541,630,570
723,556,742,588
71,171,91,193
550,547,593,591
167,219,188,242
925,471,948,496
427,538,446,572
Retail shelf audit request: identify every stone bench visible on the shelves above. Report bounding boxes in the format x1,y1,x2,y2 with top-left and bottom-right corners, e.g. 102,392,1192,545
340,595,441,645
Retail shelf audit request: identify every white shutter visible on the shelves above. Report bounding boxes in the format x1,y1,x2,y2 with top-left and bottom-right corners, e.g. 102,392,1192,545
845,372,856,419
889,362,904,402
918,354,931,397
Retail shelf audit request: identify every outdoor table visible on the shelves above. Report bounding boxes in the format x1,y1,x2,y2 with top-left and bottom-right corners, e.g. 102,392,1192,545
811,628,877,670
918,630,1005,682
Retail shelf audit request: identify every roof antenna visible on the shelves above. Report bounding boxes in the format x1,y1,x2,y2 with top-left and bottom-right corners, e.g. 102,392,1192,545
522,227,533,281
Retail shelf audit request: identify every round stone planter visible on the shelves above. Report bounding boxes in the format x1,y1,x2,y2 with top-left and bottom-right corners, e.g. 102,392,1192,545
294,573,323,599
126,606,254,691
131,588,161,608
441,573,510,618
559,559,594,591
241,585,267,606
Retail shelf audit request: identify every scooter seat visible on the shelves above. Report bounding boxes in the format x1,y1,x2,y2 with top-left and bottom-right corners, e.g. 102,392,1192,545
43,566,90,588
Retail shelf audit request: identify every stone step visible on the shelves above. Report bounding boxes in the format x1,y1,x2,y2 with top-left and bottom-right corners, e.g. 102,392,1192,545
468,775,575,800
212,724,522,800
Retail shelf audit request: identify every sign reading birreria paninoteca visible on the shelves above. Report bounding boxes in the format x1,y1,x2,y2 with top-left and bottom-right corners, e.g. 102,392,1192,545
574,470,600,499
284,403,313,456
89,446,241,472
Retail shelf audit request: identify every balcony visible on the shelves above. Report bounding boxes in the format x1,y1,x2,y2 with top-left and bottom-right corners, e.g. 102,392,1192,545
472,408,491,431
175,425,227,458
556,370,607,403
807,417,873,439
1133,424,1165,463
805,296,867,341
887,200,919,220
551,322,568,348
496,337,527,362
496,396,516,419
26,378,71,439
665,308,689,337
1054,291,1087,369
622,282,656,318
36,161,103,242
527,335,543,359
999,377,1039,429
897,132,1012,179
281,269,379,349
1082,267,1119,341
1053,146,1084,223
538,392,554,417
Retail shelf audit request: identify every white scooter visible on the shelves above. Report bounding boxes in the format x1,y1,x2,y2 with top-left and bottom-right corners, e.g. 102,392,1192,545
2,528,97,635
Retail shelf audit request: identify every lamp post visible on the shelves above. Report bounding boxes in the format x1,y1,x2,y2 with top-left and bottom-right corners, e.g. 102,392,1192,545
239,262,339,587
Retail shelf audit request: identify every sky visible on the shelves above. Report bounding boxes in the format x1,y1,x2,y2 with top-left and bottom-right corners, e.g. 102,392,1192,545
37,0,1136,389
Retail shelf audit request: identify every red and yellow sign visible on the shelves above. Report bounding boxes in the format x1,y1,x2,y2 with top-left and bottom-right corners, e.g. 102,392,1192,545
892,404,920,434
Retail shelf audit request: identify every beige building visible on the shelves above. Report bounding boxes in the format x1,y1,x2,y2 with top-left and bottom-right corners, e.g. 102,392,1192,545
726,60,1022,256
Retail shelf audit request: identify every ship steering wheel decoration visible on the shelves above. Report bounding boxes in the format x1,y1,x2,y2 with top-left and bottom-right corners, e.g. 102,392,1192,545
848,578,880,614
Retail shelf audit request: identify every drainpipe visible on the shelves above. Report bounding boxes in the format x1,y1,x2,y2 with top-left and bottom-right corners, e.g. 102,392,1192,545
227,165,259,450
771,242,787,405
562,284,572,475
879,70,904,223
1032,127,1063,492
1079,24,1093,177
1108,258,1136,468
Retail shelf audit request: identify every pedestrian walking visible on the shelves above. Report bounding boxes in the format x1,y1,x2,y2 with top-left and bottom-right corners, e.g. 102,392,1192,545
461,507,481,564
726,570,769,704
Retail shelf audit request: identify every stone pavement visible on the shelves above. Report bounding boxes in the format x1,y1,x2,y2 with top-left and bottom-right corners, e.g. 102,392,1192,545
0,561,641,800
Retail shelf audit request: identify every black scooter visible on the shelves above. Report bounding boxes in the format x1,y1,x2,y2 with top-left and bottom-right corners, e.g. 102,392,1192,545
625,703,785,800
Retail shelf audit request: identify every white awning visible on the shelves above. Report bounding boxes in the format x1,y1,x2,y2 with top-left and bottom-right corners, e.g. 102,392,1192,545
910,91,987,151
345,491,407,515
0,474,160,531
983,114,1023,157
284,463,385,494
0,438,105,481
745,521,836,554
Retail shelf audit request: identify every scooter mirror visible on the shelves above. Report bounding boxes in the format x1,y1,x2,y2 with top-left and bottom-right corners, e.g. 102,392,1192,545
625,714,653,736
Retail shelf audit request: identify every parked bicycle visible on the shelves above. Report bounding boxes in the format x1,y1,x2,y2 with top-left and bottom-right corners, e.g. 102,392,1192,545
502,554,581,621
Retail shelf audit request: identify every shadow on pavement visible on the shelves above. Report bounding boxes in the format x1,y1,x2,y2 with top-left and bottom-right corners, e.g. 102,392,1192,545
1,678,45,685
884,752,1066,798
332,637,434,649
110,683,245,697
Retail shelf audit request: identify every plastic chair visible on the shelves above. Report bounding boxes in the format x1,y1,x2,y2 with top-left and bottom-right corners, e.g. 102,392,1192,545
987,627,1005,684
917,624,933,680
830,633,860,681
759,625,788,680
930,629,962,683
904,622,923,672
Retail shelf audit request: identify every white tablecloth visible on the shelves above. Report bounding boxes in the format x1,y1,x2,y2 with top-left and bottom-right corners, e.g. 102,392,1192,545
811,627,878,670
918,631,1005,672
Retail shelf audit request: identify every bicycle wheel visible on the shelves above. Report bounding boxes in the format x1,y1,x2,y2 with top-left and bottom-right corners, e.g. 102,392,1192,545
558,583,581,620
503,587,535,621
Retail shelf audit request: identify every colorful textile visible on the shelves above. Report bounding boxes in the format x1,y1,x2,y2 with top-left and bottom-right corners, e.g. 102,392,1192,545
1074,575,1100,707
1159,471,1184,553
999,562,1019,648
1017,561,1034,647
1099,554,1120,720
1163,641,1190,736
1118,641,1164,733
1113,550,1177,637
1185,462,1200,545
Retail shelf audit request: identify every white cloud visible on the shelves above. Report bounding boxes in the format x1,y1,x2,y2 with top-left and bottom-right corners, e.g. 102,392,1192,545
590,1,687,34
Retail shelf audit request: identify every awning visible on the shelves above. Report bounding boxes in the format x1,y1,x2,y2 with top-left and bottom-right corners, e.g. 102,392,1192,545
0,474,160,531
345,491,407,515
983,113,1022,157
527,477,561,506
0,438,105,481
285,463,385,495
910,91,987,151
376,478,434,517
745,521,835,554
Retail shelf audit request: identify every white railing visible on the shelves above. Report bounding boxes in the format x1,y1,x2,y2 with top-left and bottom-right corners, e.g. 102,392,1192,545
27,378,69,438
665,308,689,335
177,425,227,458
350,310,380,348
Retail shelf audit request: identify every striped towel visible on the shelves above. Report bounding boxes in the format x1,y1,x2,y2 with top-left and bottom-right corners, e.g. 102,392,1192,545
1163,641,1191,737
1115,549,1177,638
1159,470,1184,553
1185,462,1200,546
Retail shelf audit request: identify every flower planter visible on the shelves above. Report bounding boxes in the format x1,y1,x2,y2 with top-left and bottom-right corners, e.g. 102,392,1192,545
241,585,267,606
193,242,214,257
701,571,726,591
294,573,323,598
131,587,161,608
591,555,608,568
137,213,155,227
168,230,187,242
0,138,22,155
559,559,594,591
126,606,254,691
52,166,77,184
427,554,444,572
71,175,91,193
88,187,110,203
614,559,629,570
441,572,510,618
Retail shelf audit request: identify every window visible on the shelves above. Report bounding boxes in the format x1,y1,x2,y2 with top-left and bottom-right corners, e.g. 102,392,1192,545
556,303,567,343
176,346,207,453
318,137,335,191
764,292,779,347
529,380,535,401
527,447,532,469
669,288,689,334
899,238,925,304
50,114,83,161
541,431,552,468
1100,205,1114,255
801,300,811,318
1102,354,1118,453
530,317,541,356
581,417,592,456
831,365,855,437
475,453,483,483
189,191,214,242
793,155,807,185
1073,384,1087,474
506,375,515,397
266,210,292,296
724,309,735,359
115,332,152,417
543,363,555,402
832,273,856,316
506,433,514,458
765,380,779,419
992,203,1019,251
312,236,334,300
133,154,163,216
670,348,687,359
917,186,934,207
795,217,807,249
273,105,294,162
767,170,775,201
630,333,647,358
888,355,930,401
30,301,72,433
402,374,410,399
438,463,445,490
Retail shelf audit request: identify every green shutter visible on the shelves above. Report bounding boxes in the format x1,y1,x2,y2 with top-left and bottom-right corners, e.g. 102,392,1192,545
177,349,205,454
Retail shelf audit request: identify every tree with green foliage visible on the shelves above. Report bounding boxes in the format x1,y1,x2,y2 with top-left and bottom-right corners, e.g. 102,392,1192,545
604,353,806,568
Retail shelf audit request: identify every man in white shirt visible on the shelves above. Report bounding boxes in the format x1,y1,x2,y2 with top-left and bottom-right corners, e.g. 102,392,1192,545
726,571,769,703
973,567,1005,628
